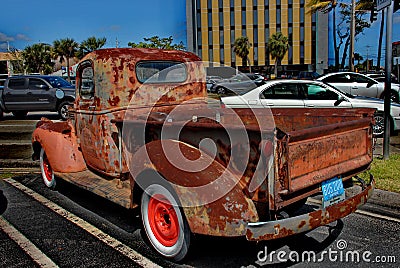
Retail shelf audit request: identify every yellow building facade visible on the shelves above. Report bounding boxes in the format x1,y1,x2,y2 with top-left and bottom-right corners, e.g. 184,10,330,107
187,0,328,76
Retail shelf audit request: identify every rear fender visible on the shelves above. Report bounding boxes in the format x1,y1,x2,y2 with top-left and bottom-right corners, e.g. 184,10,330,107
130,139,259,237
32,118,87,172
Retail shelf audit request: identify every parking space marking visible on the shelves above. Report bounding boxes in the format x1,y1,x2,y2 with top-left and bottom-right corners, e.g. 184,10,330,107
4,178,161,268
0,216,58,268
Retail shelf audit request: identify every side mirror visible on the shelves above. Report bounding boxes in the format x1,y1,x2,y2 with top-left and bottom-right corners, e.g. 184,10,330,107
366,81,376,88
334,96,346,106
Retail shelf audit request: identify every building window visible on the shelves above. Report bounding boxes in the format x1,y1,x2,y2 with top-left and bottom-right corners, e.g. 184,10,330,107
209,31,213,45
209,49,214,63
276,8,281,25
264,8,269,25
220,30,224,45
253,9,258,24
220,48,224,63
242,10,246,25
231,10,235,26
230,0,234,8
231,30,235,44
219,11,223,26
288,7,292,23
253,27,258,44
218,0,223,9
208,13,212,28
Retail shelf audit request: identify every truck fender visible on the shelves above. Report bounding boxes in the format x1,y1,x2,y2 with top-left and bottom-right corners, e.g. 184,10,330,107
130,139,259,237
32,118,87,173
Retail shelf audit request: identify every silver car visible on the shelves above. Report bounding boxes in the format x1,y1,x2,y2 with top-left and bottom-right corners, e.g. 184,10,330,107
317,72,400,103
221,79,400,136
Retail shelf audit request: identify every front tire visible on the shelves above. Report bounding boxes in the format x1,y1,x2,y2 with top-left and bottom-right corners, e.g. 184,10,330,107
141,183,190,262
12,111,27,119
39,148,56,189
58,101,71,121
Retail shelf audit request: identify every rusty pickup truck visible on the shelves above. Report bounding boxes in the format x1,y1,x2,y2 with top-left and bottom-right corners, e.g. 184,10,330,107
32,48,375,262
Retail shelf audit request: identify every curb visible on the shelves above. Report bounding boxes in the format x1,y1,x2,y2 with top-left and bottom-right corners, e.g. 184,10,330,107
368,188,400,211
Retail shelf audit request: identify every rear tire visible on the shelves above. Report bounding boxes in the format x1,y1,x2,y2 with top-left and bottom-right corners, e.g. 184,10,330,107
216,86,226,95
39,148,56,189
373,113,385,136
141,183,190,262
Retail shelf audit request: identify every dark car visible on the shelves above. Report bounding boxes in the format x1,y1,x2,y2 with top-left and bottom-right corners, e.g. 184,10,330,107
210,73,267,94
0,75,75,120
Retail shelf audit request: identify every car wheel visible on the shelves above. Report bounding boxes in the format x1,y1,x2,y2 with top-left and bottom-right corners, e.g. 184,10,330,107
216,87,226,95
12,111,27,119
390,91,399,103
373,113,385,136
58,101,71,120
141,183,190,262
39,148,56,189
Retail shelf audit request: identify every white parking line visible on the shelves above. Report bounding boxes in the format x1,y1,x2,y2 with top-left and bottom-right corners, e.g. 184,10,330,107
0,216,58,268
4,178,161,268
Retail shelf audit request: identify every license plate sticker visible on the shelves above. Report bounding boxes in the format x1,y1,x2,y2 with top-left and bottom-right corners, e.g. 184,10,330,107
321,177,345,208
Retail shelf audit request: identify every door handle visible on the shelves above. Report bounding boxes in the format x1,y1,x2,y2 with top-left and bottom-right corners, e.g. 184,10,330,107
307,104,315,107
27,92,32,95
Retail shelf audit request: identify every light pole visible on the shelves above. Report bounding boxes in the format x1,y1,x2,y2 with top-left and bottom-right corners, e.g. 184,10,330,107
349,0,356,71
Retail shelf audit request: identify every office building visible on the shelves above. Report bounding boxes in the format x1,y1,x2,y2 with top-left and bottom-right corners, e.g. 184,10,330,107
186,0,329,76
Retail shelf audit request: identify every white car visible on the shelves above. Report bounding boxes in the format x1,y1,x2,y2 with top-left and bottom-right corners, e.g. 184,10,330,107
221,79,400,136
317,72,400,103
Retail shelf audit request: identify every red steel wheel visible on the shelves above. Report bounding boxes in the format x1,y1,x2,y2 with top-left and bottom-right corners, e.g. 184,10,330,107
39,148,56,188
141,183,190,261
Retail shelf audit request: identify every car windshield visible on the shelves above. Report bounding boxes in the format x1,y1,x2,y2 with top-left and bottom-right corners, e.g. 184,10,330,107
42,76,74,88
322,82,354,98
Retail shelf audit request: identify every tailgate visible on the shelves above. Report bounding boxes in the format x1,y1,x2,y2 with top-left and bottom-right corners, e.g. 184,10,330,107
271,113,373,210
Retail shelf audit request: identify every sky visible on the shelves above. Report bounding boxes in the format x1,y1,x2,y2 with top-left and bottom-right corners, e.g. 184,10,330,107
0,0,187,51
0,0,399,68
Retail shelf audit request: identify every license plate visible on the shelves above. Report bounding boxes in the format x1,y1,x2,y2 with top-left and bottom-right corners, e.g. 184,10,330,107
321,177,345,208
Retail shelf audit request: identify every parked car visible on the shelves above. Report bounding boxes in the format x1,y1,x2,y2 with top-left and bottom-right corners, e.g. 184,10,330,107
221,79,400,136
317,72,400,103
297,71,320,80
210,73,267,95
0,75,75,120
206,75,223,91
365,73,399,84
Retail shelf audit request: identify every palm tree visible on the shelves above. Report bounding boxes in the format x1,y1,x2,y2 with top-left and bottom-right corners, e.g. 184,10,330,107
21,43,54,74
52,38,79,81
76,36,107,59
307,0,339,70
232,36,252,72
267,32,289,77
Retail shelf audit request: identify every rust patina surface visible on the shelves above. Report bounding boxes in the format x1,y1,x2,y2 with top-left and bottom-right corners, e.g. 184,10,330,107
32,48,376,240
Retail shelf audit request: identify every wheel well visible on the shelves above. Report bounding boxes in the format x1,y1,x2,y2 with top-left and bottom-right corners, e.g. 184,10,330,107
57,97,75,108
131,169,183,209
32,141,42,161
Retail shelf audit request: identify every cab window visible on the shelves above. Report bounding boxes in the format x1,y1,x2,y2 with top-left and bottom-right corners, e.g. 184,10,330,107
79,62,94,100
136,61,187,84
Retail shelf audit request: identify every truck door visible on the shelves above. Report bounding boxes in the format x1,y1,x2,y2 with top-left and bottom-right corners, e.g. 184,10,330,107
75,61,120,176
3,77,29,111
27,77,57,110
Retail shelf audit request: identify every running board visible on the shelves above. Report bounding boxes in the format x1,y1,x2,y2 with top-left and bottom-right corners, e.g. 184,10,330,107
54,170,132,209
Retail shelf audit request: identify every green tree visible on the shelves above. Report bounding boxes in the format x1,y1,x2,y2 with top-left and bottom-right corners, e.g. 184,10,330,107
52,38,79,81
128,36,186,50
267,32,289,77
76,36,107,59
232,36,252,72
21,43,54,74
307,0,339,69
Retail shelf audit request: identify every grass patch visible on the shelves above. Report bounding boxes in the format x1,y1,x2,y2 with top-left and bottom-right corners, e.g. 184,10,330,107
359,154,400,193
0,173,14,180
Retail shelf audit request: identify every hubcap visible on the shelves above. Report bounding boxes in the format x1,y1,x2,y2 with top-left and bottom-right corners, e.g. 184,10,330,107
148,194,179,247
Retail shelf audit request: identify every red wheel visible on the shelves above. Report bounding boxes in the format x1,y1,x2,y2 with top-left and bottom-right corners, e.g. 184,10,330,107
148,194,179,247
40,148,56,188
141,184,190,261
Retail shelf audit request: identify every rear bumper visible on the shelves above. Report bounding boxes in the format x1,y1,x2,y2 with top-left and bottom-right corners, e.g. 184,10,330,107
246,176,375,241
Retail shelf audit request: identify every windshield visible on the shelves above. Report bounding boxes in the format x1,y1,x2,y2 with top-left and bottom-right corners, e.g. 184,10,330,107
42,76,74,88
322,82,354,98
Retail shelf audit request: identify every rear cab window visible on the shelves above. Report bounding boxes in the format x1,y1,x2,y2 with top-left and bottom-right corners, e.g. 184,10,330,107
136,61,187,84
78,61,94,100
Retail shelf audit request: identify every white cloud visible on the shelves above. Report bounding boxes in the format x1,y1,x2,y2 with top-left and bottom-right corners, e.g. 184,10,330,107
0,32,14,42
15,34,30,41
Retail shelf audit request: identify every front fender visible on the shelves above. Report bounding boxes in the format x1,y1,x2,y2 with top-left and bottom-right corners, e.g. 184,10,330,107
32,118,87,172
130,139,259,237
